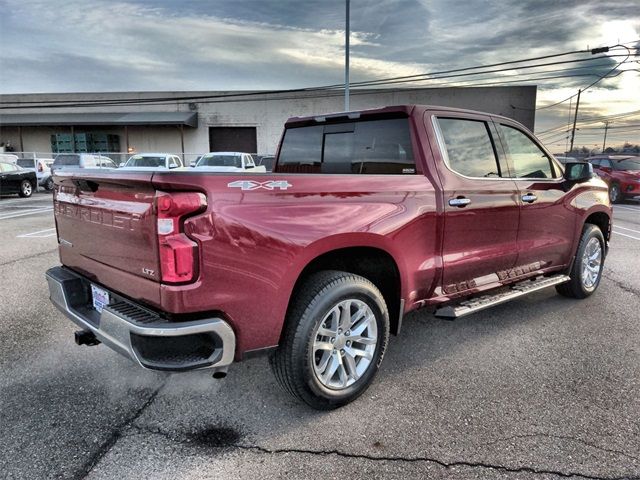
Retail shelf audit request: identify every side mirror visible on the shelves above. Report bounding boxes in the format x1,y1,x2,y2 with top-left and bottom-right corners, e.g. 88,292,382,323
564,162,593,183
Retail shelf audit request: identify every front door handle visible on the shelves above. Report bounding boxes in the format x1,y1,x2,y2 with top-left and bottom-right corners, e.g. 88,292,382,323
449,197,471,207
522,193,537,203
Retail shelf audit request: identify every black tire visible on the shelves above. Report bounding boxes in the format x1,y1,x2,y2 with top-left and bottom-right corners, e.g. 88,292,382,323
18,180,33,198
270,270,390,410
556,224,606,299
44,177,54,191
609,183,622,204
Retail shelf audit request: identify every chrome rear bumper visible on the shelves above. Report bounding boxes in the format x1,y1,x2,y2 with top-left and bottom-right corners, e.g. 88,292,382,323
45,266,235,373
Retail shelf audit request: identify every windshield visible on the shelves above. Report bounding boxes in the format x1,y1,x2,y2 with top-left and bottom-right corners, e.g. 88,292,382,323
125,155,166,168
16,159,36,168
613,158,640,171
197,154,242,168
53,154,80,166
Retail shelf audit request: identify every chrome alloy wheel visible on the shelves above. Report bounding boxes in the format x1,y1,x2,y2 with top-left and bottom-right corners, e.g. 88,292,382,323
312,299,378,390
22,181,32,196
609,184,620,203
581,237,602,290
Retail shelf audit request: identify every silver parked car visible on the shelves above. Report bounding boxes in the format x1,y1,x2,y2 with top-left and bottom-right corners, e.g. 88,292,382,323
16,157,55,191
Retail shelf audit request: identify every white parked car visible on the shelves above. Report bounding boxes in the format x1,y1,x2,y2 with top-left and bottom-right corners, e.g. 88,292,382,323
0,153,19,164
120,153,185,170
194,152,266,172
16,157,55,190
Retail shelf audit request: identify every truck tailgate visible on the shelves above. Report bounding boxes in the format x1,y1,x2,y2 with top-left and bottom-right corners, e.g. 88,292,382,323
54,170,161,305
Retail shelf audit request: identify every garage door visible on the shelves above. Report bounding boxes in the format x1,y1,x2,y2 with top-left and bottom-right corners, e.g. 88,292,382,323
209,127,257,153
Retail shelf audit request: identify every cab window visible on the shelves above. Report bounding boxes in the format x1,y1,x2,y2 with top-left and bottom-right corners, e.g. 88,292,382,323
498,124,556,179
277,118,415,174
436,117,502,178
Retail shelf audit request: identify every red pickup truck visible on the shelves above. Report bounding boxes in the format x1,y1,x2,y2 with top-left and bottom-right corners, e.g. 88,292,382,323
46,105,611,409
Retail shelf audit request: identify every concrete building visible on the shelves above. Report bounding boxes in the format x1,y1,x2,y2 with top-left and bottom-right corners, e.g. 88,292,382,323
0,86,536,160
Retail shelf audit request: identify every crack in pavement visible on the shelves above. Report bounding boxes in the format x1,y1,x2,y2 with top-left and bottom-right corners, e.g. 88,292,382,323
480,432,640,464
125,426,640,480
72,378,168,480
0,248,57,267
602,273,640,297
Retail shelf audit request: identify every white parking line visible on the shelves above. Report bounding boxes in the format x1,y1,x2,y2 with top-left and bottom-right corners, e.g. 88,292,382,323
17,227,56,238
17,232,56,238
0,197,49,206
0,207,53,220
614,205,640,212
4,204,53,209
613,230,640,241
615,225,640,235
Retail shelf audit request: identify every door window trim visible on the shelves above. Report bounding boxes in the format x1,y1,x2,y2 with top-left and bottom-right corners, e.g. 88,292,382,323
431,115,511,182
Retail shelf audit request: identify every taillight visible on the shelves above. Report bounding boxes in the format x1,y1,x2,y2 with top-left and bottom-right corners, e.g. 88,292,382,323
38,162,43,172
156,191,207,284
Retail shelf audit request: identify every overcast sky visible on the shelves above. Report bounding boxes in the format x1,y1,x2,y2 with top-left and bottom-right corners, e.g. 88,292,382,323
0,0,638,149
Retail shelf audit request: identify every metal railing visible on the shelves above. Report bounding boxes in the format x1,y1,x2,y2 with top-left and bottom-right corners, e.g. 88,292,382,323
6,151,276,171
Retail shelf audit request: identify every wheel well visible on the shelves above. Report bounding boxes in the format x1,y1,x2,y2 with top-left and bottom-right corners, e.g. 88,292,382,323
585,212,610,242
287,247,402,335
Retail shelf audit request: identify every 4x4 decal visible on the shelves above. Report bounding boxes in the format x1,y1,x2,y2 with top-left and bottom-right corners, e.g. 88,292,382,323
227,180,292,191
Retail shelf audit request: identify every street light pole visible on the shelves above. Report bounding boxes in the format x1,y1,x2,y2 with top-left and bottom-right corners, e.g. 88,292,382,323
569,89,581,153
602,120,610,153
344,0,350,112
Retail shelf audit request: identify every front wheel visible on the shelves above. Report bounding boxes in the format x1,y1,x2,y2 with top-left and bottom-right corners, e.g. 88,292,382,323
270,271,389,410
556,224,605,299
609,183,622,204
18,180,33,198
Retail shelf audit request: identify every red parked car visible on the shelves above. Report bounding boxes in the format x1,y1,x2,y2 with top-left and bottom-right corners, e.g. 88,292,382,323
46,105,611,409
586,155,640,203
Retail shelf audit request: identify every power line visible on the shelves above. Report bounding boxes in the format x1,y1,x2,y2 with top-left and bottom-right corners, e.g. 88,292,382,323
347,56,629,89
537,108,640,136
510,44,633,111
536,108,640,138
1,43,636,110
2,58,632,111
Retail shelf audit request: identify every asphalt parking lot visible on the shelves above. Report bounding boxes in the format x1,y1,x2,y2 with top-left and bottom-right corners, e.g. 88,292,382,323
0,192,638,480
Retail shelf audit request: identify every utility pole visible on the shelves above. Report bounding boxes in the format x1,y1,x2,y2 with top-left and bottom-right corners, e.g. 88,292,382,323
602,120,610,153
569,89,581,153
344,0,350,112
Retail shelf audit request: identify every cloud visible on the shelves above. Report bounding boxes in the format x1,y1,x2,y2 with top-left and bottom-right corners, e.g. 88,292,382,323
0,0,638,142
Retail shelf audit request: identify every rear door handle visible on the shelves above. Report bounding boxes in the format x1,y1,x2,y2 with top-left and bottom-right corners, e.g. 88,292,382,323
449,197,471,207
522,193,537,203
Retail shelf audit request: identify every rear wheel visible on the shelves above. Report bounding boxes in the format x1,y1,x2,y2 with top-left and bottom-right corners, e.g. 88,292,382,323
609,183,622,204
44,177,54,191
18,180,33,198
270,271,389,410
556,224,605,299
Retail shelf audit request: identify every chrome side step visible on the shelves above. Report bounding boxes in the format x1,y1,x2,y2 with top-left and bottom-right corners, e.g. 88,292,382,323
434,274,571,320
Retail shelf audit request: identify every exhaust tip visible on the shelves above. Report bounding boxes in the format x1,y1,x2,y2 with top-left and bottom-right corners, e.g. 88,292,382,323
74,330,100,346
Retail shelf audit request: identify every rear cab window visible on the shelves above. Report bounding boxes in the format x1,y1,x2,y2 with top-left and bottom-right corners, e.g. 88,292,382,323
276,117,416,174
